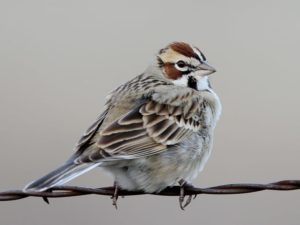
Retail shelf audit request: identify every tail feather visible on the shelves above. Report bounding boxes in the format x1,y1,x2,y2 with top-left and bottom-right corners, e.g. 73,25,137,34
23,162,100,192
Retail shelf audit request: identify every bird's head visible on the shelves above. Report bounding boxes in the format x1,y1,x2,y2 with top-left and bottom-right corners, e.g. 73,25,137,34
157,42,216,91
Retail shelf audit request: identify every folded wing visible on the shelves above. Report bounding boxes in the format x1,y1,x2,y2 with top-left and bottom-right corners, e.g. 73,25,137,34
76,89,207,163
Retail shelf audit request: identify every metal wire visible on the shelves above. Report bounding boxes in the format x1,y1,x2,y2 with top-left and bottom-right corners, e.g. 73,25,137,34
0,180,300,202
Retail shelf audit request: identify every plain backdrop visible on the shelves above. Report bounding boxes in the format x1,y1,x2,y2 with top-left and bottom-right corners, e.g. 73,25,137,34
1,0,300,224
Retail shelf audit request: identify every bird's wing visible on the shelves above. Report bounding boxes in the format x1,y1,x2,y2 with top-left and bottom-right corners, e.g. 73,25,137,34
74,106,110,153
76,86,209,163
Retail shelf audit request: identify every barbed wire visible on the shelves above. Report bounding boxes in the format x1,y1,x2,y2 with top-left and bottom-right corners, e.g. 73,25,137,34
1,180,300,202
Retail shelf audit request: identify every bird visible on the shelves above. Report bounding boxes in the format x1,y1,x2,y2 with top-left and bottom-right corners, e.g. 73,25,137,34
24,42,222,209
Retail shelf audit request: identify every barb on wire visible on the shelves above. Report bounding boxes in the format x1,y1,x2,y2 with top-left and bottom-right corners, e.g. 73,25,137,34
0,180,300,202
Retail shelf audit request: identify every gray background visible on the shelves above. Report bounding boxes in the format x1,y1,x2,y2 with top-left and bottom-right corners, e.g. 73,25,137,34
1,0,300,224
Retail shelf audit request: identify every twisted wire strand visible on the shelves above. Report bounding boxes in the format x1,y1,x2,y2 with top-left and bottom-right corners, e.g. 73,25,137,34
0,180,300,202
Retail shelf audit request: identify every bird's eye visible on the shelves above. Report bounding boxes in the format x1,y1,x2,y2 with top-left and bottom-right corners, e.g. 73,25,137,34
176,60,186,68
174,60,189,72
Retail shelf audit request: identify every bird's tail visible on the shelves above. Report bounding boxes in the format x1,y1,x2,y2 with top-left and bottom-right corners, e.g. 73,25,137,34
23,161,100,192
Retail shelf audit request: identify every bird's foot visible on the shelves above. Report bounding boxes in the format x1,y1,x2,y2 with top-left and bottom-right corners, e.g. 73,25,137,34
178,180,194,210
42,189,52,205
111,182,119,209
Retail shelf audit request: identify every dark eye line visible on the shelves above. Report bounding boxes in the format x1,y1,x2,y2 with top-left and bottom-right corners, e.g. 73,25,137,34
181,70,191,75
189,64,196,69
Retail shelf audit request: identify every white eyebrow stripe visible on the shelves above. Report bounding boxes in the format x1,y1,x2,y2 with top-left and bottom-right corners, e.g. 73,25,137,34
192,47,204,62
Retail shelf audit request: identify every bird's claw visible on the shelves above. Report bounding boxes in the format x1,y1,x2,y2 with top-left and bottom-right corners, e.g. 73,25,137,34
42,189,52,205
179,180,194,210
43,197,50,204
111,182,119,209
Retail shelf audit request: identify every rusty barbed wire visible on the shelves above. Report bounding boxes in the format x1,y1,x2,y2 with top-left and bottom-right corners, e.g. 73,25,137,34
0,180,300,202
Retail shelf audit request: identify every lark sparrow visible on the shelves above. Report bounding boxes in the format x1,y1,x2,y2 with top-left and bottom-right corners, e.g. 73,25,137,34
24,42,222,209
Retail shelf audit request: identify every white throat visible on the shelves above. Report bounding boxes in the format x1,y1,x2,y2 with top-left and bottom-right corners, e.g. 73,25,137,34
172,75,189,87
196,76,210,91
172,75,211,91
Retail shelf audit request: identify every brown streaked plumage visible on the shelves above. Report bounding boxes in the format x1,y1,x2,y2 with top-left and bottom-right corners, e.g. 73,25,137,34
23,42,221,210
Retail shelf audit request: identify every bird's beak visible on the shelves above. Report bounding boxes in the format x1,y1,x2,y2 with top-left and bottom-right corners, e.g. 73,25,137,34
197,61,216,76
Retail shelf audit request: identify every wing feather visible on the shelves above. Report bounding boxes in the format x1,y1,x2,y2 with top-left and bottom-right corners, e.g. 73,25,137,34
74,107,109,152
76,89,207,163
